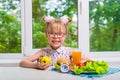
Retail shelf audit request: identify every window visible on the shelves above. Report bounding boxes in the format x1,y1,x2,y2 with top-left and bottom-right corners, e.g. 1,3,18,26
80,0,120,58
25,0,79,55
32,0,78,48
0,0,22,54
1,0,120,60
89,0,120,52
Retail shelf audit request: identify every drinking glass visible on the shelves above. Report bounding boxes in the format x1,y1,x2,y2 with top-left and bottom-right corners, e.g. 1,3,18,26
71,50,82,65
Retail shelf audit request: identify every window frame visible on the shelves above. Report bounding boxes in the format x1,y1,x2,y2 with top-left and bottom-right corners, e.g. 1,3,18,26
25,0,81,56
23,0,39,56
0,0,24,59
80,0,120,59
1,0,120,62
25,0,120,60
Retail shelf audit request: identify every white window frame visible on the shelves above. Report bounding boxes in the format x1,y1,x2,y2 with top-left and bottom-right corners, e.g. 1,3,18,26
0,0,119,64
25,0,120,62
79,0,120,62
24,0,81,56
23,0,39,56
0,0,25,59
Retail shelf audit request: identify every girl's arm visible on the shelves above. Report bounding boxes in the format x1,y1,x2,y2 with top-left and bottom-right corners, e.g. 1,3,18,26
19,50,50,69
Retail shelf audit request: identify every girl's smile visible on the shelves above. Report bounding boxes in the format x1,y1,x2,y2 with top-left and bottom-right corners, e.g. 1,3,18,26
48,35,65,49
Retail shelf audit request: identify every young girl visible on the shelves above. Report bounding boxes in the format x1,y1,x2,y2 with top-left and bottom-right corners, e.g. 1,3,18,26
20,16,89,70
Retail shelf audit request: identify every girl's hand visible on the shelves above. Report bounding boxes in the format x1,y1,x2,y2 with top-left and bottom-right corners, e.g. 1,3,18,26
80,56,90,63
36,62,50,70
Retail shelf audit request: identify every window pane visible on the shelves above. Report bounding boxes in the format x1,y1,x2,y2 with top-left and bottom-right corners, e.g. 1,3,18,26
32,0,78,49
0,0,21,53
89,0,120,51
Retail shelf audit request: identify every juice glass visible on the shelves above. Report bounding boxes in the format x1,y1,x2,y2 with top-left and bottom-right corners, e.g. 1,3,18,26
71,51,82,65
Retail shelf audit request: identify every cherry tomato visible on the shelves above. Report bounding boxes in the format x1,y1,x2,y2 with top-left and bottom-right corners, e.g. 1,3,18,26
76,62,85,67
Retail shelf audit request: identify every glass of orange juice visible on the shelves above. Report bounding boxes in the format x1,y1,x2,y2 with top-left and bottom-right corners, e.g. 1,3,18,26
71,51,82,65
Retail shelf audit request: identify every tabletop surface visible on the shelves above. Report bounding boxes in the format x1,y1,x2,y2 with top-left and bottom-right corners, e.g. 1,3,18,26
0,64,120,80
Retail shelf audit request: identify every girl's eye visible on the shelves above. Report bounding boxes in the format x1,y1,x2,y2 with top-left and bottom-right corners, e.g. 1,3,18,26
51,33,54,34
49,32,54,35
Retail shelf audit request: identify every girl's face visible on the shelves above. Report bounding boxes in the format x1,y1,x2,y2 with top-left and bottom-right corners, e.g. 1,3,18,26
46,23,67,50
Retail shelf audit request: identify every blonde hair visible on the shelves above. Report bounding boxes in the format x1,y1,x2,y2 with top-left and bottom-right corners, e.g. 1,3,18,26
43,16,71,35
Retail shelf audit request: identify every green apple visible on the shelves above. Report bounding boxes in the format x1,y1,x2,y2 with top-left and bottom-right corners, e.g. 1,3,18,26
40,56,51,64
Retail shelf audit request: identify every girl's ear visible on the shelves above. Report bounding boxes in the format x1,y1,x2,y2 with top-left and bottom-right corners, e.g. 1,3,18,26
42,16,54,23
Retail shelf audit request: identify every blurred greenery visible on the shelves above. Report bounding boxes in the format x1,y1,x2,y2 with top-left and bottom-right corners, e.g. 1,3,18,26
32,0,78,48
0,0,21,53
89,0,120,51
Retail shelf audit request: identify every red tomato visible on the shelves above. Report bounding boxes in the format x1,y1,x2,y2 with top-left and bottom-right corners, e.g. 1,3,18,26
76,62,85,67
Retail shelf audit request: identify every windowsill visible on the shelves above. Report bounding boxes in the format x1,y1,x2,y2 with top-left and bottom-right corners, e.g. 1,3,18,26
0,57,120,67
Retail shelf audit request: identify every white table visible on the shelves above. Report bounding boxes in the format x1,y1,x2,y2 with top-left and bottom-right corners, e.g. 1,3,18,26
0,67,88,80
0,65,120,80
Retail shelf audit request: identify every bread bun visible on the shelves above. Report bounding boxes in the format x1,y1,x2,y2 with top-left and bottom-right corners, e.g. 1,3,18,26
57,57,70,65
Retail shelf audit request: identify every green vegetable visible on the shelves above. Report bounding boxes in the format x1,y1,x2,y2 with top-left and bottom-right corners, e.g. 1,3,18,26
96,67,106,74
54,63,60,70
73,65,83,74
73,60,109,75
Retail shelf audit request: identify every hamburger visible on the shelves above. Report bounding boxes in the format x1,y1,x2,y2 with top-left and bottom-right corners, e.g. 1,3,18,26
54,57,70,70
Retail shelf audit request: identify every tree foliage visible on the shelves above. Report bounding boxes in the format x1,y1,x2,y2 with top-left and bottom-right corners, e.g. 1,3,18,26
90,0,120,51
0,0,21,53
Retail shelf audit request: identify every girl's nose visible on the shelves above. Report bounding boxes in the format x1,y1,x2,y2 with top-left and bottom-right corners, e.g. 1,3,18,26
54,34,58,38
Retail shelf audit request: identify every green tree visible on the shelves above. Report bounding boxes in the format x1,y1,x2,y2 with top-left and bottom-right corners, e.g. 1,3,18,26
90,0,120,51
0,0,21,53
